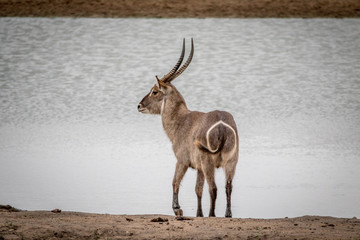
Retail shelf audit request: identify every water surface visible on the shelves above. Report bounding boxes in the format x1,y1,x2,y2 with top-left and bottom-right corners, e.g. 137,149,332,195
0,18,359,218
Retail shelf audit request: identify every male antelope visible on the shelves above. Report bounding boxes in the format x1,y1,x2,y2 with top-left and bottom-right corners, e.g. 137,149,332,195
138,39,239,218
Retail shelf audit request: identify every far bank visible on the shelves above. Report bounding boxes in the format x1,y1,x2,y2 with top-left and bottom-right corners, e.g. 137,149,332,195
1,0,360,18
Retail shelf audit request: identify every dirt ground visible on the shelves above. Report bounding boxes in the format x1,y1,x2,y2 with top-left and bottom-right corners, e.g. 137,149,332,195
1,206,360,240
1,0,360,18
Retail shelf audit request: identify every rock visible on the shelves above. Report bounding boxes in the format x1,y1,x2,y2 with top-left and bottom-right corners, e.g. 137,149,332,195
126,231,134,236
0,205,20,212
151,217,169,222
125,217,134,222
51,209,61,213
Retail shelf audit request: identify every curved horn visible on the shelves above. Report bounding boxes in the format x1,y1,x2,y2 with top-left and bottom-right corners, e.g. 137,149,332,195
160,39,185,83
167,38,194,82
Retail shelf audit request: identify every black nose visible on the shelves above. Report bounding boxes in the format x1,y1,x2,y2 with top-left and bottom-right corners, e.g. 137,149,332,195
137,104,141,110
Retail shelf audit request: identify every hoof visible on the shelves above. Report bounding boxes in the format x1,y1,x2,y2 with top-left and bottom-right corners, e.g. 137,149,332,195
225,209,232,218
174,208,183,217
196,212,204,217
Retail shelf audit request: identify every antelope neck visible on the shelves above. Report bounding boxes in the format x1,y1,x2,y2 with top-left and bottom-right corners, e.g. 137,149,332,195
161,96,189,143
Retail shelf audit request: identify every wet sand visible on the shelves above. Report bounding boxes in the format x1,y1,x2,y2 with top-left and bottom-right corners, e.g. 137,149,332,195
1,206,360,240
1,0,360,18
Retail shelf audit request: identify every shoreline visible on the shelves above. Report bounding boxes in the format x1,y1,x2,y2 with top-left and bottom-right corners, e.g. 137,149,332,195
1,0,360,18
1,206,360,239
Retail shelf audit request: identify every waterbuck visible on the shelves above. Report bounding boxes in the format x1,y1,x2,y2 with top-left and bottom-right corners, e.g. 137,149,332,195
137,39,239,218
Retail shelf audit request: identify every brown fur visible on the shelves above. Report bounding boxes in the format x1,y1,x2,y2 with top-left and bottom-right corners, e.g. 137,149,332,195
138,40,238,217
139,82,239,217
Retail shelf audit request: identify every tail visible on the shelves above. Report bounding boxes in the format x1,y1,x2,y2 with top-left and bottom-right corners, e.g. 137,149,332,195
194,121,229,154
194,138,224,154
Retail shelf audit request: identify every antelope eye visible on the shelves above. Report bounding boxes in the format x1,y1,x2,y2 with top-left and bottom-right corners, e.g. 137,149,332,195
152,90,158,95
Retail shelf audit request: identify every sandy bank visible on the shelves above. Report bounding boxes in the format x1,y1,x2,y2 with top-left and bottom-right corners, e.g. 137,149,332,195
1,207,360,239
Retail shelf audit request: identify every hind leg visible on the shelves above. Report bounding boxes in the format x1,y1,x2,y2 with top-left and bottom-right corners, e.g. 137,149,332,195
195,169,205,217
202,160,217,217
224,160,237,218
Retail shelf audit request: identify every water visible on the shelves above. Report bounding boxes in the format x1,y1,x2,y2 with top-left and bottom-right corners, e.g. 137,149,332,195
0,18,359,218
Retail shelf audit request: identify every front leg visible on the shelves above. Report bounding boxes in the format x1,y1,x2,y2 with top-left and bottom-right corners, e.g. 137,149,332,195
172,193,183,217
172,162,188,216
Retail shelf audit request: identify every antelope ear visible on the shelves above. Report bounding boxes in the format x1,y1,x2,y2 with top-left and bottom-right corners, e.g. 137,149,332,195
156,76,168,93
